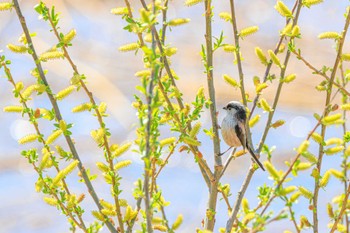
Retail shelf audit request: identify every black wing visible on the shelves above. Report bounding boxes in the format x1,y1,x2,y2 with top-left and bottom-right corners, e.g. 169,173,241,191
234,124,246,150
235,124,265,171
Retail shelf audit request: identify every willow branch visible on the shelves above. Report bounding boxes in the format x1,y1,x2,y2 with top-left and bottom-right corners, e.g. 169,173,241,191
291,50,350,96
11,1,117,232
313,10,350,232
330,184,350,233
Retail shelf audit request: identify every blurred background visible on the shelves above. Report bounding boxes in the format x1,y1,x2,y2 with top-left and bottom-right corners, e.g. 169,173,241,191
0,0,349,232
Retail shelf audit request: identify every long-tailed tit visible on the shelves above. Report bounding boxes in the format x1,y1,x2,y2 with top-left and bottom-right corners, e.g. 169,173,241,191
221,101,265,171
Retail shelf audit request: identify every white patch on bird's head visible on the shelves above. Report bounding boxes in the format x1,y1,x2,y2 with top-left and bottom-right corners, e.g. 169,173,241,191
223,101,244,114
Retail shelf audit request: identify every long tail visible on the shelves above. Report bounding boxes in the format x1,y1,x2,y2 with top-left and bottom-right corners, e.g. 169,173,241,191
247,145,265,171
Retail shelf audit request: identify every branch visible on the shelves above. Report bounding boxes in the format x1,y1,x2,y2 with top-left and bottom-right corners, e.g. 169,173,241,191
312,9,350,233
225,166,255,233
11,1,117,232
203,0,223,231
330,184,350,233
291,50,350,96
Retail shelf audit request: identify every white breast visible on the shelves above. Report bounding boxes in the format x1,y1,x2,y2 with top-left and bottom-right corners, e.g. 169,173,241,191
221,115,242,147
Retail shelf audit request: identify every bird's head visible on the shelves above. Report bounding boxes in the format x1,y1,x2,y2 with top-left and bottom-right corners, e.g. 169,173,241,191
223,101,247,121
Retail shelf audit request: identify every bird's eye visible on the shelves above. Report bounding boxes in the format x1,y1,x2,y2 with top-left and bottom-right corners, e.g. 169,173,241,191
227,107,231,110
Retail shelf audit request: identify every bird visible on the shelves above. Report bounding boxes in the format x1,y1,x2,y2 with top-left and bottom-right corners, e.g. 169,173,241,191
220,101,265,171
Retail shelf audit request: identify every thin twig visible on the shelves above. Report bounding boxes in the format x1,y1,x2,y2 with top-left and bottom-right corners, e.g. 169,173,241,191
203,0,223,230
225,166,255,233
330,184,350,233
3,64,87,232
44,8,125,232
11,1,117,232
312,10,350,232
291,50,350,96
220,148,237,178
257,1,303,152
249,0,299,119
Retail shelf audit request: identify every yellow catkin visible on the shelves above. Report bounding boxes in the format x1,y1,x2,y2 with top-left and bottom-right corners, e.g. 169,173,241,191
318,32,341,40
22,84,46,99
255,47,268,65
77,194,85,203
322,113,342,124
259,98,273,112
43,197,58,206
341,54,350,61
7,44,27,53
118,43,139,52
290,191,301,202
190,122,201,138
223,74,240,88
153,225,167,232
100,199,114,210
160,137,176,147
219,12,231,22
119,199,128,207
249,115,260,128
283,74,296,83
112,142,132,158
0,2,13,11
330,169,344,179
172,214,183,230
324,146,344,155
18,134,39,144
319,170,331,187
239,26,259,38
292,25,300,37
300,215,311,227
297,140,310,154
56,85,75,100
46,129,63,145
281,186,297,195
15,81,24,92
164,47,177,56
340,103,350,110
327,203,334,218
302,151,318,163
311,132,323,144
39,150,51,171
242,198,250,213
233,150,246,158
96,162,110,173
63,29,76,44
298,186,313,199
242,213,255,225
325,138,343,146
98,102,107,115
256,83,268,93
39,51,65,61
152,217,164,224
52,160,79,185
183,136,201,146
91,211,105,221
114,160,132,170
296,162,312,171
264,161,280,180
268,49,283,68
111,7,129,15
168,18,190,26
303,0,323,7
223,45,236,53
281,22,293,36
3,105,24,113
135,70,151,78
275,1,293,17
185,0,204,7
72,103,93,113
271,119,285,128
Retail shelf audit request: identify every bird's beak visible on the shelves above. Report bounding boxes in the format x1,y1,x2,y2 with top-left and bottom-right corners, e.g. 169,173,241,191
223,107,227,110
